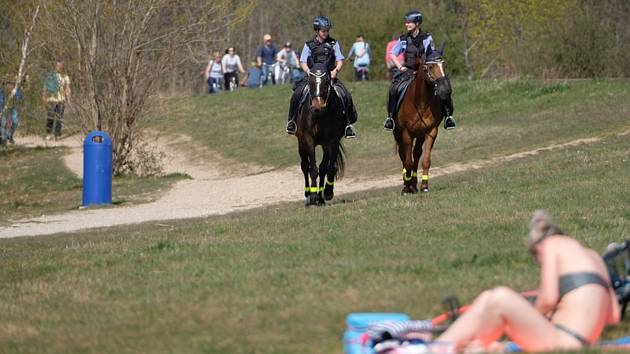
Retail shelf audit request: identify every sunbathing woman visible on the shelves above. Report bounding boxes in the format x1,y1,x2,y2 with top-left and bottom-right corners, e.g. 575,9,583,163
434,210,620,352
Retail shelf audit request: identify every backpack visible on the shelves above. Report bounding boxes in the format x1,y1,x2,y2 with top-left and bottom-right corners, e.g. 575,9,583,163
356,43,368,58
343,312,410,354
355,43,370,66
602,241,630,319
44,71,59,95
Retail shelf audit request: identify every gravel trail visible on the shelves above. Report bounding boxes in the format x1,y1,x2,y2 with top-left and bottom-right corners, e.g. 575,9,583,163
0,133,620,239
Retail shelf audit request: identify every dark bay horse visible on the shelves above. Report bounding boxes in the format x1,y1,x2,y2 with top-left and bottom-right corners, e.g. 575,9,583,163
295,64,346,206
394,45,451,194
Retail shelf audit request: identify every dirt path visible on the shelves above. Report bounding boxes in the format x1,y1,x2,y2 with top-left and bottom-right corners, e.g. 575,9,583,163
0,132,624,239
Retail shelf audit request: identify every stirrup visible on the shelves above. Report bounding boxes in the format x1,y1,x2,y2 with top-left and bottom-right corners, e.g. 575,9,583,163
344,125,357,139
444,116,457,130
383,117,394,131
286,120,296,135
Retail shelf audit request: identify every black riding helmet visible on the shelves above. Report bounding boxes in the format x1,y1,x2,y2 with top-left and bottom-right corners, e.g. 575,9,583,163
313,16,332,31
404,10,423,24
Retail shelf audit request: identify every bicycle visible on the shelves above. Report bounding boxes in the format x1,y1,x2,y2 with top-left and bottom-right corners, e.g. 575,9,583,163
228,75,238,92
275,63,291,85
262,63,276,86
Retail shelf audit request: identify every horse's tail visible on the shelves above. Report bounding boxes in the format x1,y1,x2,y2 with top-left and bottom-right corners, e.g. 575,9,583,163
336,142,345,180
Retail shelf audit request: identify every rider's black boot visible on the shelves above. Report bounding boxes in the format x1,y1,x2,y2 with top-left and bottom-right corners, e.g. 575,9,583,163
343,88,358,139
443,98,457,130
287,88,302,135
384,83,397,131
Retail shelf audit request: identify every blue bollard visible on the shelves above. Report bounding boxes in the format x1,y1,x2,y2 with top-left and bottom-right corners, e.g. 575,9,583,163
82,131,112,206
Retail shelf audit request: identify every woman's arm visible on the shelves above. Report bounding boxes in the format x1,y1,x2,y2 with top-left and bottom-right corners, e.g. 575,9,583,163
236,56,245,73
535,245,559,315
347,44,355,59
276,51,286,64
389,40,405,71
204,63,211,79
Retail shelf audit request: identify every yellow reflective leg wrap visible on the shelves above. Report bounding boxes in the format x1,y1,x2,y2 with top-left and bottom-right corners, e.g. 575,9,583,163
422,175,429,181
402,168,413,182
304,187,310,192
309,186,319,193
412,171,418,177
326,180,334,186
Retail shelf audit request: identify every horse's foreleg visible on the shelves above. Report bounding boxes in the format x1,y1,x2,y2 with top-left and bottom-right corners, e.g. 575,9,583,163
299,144,311,198
306,145,319,206
324,144,339,201
420,129,438,192
398,132,416,194
318,149,330,205
412,137,424,193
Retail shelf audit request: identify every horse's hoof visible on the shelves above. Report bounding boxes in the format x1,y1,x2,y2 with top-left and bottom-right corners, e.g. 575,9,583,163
401,187,416,195
304,194,319,207
324,191,334,201
420,184,429,193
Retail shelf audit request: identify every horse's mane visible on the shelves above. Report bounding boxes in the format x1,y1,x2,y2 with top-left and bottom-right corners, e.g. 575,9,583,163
310,63,329,73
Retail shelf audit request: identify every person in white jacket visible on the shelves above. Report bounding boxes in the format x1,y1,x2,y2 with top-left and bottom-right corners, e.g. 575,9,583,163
346,34,371,81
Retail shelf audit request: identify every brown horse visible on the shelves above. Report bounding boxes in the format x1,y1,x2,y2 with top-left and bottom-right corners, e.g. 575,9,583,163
295,63,346,206
394,45,451,194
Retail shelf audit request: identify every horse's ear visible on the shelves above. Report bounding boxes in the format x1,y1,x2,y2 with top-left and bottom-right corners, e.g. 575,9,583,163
439,43,445,55
423,46,431,61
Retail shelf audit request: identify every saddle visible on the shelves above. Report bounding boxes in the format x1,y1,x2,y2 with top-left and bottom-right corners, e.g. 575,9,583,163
333,83,348,114
391,70,416,119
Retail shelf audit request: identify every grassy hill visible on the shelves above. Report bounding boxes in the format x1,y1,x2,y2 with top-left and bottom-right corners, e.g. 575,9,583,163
153,79,630,179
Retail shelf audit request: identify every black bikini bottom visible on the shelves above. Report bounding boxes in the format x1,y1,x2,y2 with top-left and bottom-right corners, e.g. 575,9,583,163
555,323,590,346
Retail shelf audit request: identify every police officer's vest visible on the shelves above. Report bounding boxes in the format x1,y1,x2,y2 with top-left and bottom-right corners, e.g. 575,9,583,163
306,37,337,72
400,32,429,70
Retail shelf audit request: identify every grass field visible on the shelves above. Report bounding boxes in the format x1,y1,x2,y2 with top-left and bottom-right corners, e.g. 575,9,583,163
154,79,630,179
0,77,628,352
0,146,187,224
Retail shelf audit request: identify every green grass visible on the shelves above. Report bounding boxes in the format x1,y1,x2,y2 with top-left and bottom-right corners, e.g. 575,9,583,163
153,79,630,178
0,131,628,353
0,146,187,223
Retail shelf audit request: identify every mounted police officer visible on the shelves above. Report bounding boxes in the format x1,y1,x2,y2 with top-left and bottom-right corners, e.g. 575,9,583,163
383,10,457,131
286,16,358,139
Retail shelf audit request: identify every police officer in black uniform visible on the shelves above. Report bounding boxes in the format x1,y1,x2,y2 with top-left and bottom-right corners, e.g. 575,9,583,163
286,16,358,139
383,11,456,131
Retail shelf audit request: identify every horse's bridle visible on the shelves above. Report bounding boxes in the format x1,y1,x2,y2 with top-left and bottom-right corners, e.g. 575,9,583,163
424,58,447,95
424,58,445,83
309,70,332,103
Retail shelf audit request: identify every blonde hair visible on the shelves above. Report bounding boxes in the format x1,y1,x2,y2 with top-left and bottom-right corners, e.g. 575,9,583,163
528,210,564,248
